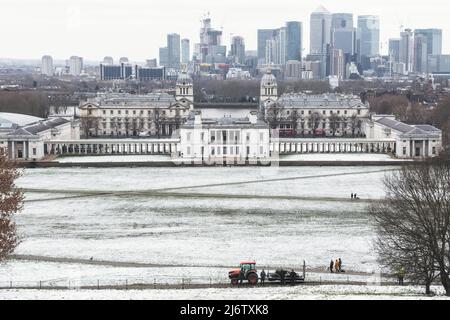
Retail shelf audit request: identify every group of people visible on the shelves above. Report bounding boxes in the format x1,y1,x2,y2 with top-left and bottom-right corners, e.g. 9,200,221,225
350,193,360,200
259,269,297,286
329,258,344,273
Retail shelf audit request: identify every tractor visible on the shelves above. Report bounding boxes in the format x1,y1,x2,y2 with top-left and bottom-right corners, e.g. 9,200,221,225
228,261,259,285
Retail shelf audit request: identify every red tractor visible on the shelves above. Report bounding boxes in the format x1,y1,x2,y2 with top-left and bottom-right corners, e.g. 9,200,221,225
228,261,259,285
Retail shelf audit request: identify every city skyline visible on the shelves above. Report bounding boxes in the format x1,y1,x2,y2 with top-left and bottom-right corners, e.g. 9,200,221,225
1,0,449,61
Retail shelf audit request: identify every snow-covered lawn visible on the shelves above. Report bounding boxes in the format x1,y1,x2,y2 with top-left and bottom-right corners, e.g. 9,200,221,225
0,285,448,300
8,166,400,296
56,155,170,163
280,154,407,162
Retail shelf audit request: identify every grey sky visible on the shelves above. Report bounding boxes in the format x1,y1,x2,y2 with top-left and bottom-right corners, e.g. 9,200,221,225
1,0,449,62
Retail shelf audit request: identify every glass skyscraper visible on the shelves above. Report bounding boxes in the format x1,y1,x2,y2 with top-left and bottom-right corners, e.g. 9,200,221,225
285,21,302,61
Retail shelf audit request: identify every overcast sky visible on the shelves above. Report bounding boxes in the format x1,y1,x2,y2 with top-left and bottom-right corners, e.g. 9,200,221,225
1,0,449,62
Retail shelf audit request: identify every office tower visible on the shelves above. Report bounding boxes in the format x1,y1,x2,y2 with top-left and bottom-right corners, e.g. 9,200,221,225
357,15,380,64
310,6,331,54
400,29,414,73
257,29,278,64
195,16,224,63
159,47,168,67
389,39,401,62
330,49,345,79
285,60,302,80
181,38,190,64
103,56,114,65
41,55,53,76
230,36,246,65
331,13,355,55
427,54,450,73
414,34,428,73
167,33,181,70
68,56,83,76
414,29,442,55
285,21,302,61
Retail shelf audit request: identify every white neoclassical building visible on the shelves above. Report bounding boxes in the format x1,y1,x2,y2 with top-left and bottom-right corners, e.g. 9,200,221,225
259,71,370,137
366,115,442,158
78,72,194,138
179,111,270,162
0,112,79,160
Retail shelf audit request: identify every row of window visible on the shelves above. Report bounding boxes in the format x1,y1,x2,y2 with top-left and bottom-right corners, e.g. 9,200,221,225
283,109,363,116
87,109,186,116
185,146,265,156
185,131,266,143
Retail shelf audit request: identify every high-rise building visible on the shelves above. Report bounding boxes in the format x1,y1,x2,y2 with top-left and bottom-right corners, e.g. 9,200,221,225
285,60,302,80
103,56,114,65
427,54,450,73
257,29,278,64
195,16,224,64
181,38,190,64
68,56,83,76
146,59,157,68
285,21,302,61
330,49,345,79
414,34,428,73
167,33,181,70
389,39,401,62
41,55,53,76
357,15,380,63
331,13,355,55
230,36,246,65
400,29,414,73
159,47,169,67
414,29,442,55
310,6,331,54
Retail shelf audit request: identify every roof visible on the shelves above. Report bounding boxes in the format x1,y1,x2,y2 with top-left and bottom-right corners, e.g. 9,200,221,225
182,115,268,129
277,93,367,109
0,112,43,127
195,102,258,109
4,117,71,137
375,117,441,137
82,92,177,108
312,5,330,14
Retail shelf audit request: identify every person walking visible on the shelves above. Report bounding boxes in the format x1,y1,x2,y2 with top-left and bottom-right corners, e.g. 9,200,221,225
335,259,340,273
260,269,266,286
329,260,334,273
338,258,342,272
280,270,285,285
351,193,354,200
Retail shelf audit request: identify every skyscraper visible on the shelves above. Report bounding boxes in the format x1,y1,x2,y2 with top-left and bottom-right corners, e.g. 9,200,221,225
257,29,278,64
357,15,380,65
181,38,190,64
285,21,302,61
310,6,331,54
414,29,442,55
167,33,181,70
103,56,114,65
400,29,414,73
68,56,83,76
230,36,246,65
331,13,355,55
414,34,428,73
41,55,53,76
389,39,401,62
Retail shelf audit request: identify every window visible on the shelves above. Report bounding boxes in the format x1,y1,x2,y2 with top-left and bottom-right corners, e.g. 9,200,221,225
260,146,264,154
110,110,114,115
201,133,205,141
432,147,436,155
118,110,121,115
125,110,129,115
344,110,348,115
88,110,92,115
236,147,239,154
186,132,191,141
308,110,311,115
103,110,106,115
301,111,304,115
32,148,36,156
211,147,215,155
133,110,136,115
357,109,361,115
403,147,407,155
246,133,250,141
223,146,227,155
337,110,340,114
322,110,326,115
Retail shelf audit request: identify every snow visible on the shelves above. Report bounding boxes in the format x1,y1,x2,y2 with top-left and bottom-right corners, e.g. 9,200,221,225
0,285,448,300
6,165,412,298
56,155,170,163
280,154,408,162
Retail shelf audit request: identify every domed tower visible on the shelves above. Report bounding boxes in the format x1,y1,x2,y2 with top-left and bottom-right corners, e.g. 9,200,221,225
175,72,194,104
260,70,278,104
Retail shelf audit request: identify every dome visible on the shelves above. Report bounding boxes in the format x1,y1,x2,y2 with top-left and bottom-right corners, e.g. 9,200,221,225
261,70,277,87
176,72,193,85
313,5,330,14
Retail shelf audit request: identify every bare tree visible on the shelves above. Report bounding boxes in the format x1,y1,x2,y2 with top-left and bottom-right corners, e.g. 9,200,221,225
369,159,450,296
308,112,322,137
265,103,283,130
349,114,360,137
0,154,23,262
288,110,299,136
329,113,342,137
80,116,99,138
